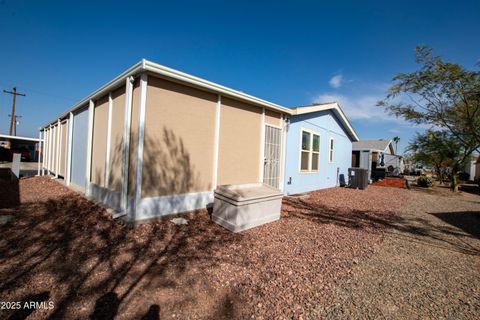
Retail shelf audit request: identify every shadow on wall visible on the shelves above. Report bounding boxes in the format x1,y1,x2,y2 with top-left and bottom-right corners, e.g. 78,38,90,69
94,127,205,198
0,178,244,319
141,127,204,197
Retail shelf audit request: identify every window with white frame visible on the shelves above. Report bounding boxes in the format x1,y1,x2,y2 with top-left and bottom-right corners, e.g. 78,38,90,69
300,130,320,172
329,138,334,162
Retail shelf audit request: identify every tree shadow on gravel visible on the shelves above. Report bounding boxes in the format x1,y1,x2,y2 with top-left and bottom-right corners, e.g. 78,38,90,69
0,176,19,209
283,197,480,256
431,211,480,239
0,179,245,319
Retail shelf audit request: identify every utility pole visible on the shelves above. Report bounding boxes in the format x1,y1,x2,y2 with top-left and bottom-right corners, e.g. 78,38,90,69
3,87,26,136
8,115,22,136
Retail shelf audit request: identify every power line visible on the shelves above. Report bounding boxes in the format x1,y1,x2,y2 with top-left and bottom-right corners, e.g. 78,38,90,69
3,87,26,136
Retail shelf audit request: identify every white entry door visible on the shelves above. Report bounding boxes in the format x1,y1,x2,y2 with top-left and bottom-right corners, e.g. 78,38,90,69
263,125,282,189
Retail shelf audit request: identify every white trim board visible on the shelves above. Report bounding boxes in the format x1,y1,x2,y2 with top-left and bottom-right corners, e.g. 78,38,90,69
66,112,74,185
135,191,214,222
212,94,221,190
121,76,134,216
105,92,113,188
85,100,95,195
259,107,266,183
291,102,359,142
134,73,148,213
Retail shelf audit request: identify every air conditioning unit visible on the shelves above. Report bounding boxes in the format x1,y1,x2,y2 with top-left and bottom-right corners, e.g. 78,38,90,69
348,168,369,189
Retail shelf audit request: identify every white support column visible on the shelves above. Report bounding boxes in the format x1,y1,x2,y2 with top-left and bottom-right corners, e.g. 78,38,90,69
48,125,53,174
105,92,113,188
211,94,221,190
55,119,61,178
259,107,266,183
134,73,148,217
42,128,47,175
121,76,134,216
279,114,288,192
37,130,42,176
85,100,95,195
66,112,74,186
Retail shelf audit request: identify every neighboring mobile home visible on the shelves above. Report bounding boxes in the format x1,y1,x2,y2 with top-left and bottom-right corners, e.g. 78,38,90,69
352,139,404,181
41,60,290,224
464,152,480,181
283,103,359,195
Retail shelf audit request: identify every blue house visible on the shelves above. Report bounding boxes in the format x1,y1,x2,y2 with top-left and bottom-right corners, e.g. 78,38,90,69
283,103,359,195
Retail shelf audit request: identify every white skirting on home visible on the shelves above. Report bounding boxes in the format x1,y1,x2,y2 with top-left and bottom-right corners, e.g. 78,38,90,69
135,191,214,221
87,183,213,222
88,183,129,213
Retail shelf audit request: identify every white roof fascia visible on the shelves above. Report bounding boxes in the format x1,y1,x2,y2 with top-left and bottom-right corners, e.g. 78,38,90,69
42,59,292,129
41,60,144,128
291,103,359,142
0,134,42,142
143,60,291,114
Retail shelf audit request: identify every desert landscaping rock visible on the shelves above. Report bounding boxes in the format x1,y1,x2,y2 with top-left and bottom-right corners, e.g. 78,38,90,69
311,186,480,319
170,218,189,225
0,177,478,319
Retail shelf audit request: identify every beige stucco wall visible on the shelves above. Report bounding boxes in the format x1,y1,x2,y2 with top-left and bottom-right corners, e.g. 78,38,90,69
217,97,262,185
108,86,126,192
142,76,217,197
59,120,68,177
265,109,282,127
91,95,109,186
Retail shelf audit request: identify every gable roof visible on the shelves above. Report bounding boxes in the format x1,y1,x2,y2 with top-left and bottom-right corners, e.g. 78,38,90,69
353,139,394,153
289,102,359,142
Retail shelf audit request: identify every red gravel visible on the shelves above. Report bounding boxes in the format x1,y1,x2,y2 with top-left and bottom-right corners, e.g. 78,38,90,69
0,177,411,319
372,177,407,188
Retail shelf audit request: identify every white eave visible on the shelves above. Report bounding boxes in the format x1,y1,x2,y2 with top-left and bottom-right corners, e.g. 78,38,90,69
41,59,292,128
290,102,360,142
0,134,42,142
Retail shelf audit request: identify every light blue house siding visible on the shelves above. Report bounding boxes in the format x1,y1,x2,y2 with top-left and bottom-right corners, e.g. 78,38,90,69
70,106,89,189
284,110,353,195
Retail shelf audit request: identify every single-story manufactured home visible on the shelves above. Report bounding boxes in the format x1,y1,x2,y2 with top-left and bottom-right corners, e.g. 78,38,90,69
283,103,359,195
351,139,404,181
40,60,359,224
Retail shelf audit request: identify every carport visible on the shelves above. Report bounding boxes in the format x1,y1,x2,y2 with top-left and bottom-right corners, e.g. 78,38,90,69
0,134,43,177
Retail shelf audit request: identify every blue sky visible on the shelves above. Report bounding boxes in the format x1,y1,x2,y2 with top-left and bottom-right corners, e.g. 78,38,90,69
0,0,479,153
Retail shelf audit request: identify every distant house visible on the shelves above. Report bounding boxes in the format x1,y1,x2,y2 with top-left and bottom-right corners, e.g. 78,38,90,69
283,103,359,195
351,139,403,181
464,152,480,181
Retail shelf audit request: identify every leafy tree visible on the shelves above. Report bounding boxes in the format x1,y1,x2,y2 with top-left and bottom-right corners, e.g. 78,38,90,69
407,130,475,191
378,46,480,151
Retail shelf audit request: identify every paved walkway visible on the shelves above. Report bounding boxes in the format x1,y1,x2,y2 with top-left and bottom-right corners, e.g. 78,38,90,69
312,187,480,319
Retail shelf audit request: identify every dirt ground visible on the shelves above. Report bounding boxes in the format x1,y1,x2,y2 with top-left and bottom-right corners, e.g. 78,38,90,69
0,177,478,319
312,186,480,319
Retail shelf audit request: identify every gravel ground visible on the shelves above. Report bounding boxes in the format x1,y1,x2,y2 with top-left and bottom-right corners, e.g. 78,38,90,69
0,177,412,319
312,186,480,319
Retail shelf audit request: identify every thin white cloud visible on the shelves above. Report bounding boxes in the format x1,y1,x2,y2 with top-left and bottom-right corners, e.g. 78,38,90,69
313,93,395,121
329,74,343,88
313,93,436,131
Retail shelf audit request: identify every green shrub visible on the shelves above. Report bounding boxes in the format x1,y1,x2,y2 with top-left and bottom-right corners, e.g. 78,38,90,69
417,175,434,188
